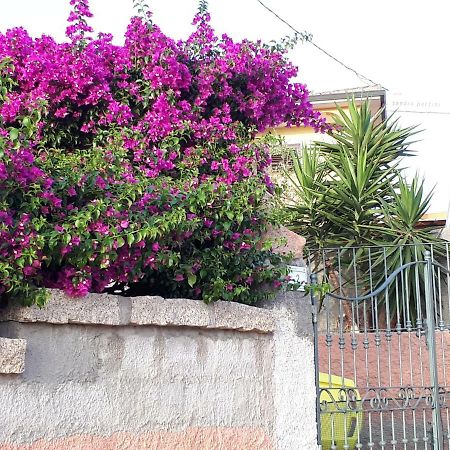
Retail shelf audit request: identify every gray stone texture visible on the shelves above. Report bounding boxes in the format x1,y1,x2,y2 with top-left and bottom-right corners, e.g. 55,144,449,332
0,337,26,374
0,290,122,326
0,290,275,333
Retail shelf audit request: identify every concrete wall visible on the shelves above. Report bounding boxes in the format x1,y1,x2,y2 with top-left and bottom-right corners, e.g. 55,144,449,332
0,290,318,450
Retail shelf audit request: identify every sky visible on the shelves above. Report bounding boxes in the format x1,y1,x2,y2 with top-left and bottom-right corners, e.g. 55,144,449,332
1,0,449,216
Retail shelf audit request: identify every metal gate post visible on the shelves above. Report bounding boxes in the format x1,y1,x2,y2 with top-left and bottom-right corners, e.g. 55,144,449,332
424,250,444,449
310,272,322,449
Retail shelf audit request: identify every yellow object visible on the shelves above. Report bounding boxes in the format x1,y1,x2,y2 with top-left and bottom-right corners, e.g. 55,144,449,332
319,373,364,450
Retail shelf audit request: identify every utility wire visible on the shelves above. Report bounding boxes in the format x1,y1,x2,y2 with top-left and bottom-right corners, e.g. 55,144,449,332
255,0,450,118
255,0,383,88
395,110,450,115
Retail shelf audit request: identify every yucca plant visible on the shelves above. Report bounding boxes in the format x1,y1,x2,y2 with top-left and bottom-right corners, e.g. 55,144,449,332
284,146,333,249
287,100,418,249
285,98,446,324
357,175,446,323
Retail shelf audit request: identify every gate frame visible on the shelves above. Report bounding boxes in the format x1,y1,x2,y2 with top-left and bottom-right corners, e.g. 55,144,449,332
310,250,449,450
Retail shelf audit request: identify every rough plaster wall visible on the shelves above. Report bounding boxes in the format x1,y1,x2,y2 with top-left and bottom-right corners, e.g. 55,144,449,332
0,292,319,449
265,292,318,450
0,323,274,446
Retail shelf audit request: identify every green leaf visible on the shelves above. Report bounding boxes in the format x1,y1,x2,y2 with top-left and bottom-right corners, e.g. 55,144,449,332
9,128,19,141
187,273,197,288
22,117,31,128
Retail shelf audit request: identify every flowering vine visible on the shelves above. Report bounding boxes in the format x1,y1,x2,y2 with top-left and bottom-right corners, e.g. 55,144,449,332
0,0,326,306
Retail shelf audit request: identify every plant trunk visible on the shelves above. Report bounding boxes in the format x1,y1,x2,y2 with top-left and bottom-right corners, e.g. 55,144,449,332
325,259,353,331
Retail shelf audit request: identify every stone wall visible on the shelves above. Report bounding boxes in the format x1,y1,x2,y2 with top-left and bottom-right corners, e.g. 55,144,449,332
0,290,318,450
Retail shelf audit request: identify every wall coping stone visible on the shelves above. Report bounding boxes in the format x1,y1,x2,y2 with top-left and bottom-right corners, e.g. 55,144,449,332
0,289,275,333
0,337,26,374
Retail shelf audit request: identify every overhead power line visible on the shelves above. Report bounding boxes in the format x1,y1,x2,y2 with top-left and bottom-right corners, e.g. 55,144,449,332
395,110,450,115
255,0,383,89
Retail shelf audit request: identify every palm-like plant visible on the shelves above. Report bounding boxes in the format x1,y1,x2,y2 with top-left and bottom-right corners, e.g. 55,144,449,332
287,99,418,247
284,146,332,248
359,175,445,322
285,98,446,323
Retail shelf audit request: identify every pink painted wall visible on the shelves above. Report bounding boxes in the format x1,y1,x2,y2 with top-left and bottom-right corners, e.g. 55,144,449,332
0,428,273,450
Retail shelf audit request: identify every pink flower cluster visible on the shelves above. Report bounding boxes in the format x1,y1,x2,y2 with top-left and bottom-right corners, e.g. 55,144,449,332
0,0,325,305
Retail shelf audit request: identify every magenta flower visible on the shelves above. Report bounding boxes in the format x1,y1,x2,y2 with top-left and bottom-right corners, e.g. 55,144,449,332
61,246,71,256
0,163,7,180
0,0,324,304
90,221,109,234
95,176,107,190
23,266,35,276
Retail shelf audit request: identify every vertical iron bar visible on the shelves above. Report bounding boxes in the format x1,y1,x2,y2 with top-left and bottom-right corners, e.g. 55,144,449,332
310,272,322,449
446,243,450,327
424,250,444,449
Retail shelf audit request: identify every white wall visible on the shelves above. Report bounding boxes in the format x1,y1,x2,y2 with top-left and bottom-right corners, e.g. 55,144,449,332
387,91,450,218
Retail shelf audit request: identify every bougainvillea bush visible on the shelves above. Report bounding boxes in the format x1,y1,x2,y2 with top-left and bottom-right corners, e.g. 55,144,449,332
0,0,325,306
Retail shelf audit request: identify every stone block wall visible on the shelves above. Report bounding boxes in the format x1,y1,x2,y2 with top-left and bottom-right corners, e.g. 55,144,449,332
0,290,318,450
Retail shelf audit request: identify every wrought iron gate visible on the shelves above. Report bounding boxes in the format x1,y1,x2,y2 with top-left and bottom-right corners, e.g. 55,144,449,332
309,245,450,449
